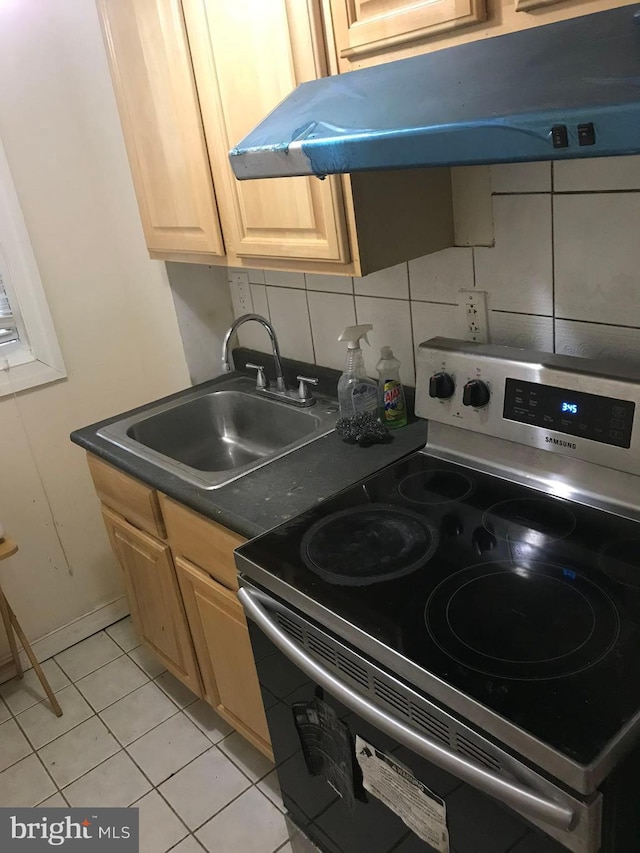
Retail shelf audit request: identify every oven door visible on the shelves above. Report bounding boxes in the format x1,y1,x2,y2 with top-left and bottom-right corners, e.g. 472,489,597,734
239,580,602,853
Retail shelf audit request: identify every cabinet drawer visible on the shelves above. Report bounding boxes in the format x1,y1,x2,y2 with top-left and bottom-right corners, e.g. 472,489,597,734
87,454,165,538
160,495,245,590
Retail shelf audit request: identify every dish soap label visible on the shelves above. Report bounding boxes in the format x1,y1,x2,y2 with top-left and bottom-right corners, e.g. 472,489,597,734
382,379,406,424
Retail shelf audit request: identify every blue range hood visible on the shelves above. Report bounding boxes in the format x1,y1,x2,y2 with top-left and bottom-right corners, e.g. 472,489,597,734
230,6,640,180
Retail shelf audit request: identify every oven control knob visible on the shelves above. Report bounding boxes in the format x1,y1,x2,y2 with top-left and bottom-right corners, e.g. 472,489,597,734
429,372,455,400
463,379,490,408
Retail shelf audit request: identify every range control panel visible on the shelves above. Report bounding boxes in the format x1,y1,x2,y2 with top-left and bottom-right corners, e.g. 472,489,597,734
503,379,635,449
415,337,640,475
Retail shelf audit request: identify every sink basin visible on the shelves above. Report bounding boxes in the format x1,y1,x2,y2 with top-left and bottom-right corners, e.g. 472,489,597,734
98,376,337,489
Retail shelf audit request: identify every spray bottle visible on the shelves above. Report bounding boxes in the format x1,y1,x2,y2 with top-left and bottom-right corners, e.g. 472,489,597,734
337,324,379,418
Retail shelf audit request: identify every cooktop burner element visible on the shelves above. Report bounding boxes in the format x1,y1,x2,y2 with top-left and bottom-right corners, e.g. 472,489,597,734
482,498,576,545
300,504,438,586
598,539,640,589
397,469,473,505
425,561,620,680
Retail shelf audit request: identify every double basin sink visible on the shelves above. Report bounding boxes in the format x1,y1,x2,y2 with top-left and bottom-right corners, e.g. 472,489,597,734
98,375,338,489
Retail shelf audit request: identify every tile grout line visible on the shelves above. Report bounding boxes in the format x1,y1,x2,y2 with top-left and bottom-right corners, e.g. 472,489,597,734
9,704,67,802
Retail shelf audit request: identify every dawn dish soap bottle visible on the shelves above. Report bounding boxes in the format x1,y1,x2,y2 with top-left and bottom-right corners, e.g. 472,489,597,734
376,346,407,429
337,324,379,418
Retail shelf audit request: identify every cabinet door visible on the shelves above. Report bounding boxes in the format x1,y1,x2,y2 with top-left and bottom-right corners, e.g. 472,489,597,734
102,507,202,695
184,0,349,263
176,557,273,760
98,0,225,258
330,0,486,61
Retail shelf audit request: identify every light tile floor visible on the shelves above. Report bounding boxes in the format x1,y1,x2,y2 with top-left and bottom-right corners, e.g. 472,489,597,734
0,618,293,853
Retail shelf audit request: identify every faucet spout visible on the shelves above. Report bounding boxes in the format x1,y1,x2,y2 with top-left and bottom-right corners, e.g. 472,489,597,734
222,313,286,391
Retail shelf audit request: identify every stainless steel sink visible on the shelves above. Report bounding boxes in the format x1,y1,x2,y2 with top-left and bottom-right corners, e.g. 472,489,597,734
98,376,337,489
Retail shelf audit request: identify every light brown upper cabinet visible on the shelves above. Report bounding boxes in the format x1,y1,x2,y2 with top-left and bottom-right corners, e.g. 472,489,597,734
99,0,453,274
328,0,487,64
182,0,349,264
325,0,637,72
182,0,453,274
98,0,225,260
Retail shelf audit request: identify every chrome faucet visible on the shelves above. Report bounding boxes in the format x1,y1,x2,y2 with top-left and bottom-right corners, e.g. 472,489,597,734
222,313,319,407
222,313,286,392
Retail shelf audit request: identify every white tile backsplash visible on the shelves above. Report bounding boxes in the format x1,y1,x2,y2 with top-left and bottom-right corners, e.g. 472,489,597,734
409,247,473,303
488,313,554,351
490,162,551,194
308,291,356,371
171,156,640,389
355,296,415,386
229,282,270,351
354,263,409,299
264,270,305,289
305,272,353,294
265,287,314,362
474,194,553,315
554,154,640,192
555,319,640,365
411,302,466,353
554,193,640,327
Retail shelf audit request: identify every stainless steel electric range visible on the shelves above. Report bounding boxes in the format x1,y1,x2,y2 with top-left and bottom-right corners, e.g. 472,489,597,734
235,338,640,853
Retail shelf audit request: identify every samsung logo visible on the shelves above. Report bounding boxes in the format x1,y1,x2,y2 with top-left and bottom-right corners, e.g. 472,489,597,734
545,436,577,450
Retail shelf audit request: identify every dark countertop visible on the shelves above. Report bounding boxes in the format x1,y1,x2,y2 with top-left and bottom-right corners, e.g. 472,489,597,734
71,370,427,540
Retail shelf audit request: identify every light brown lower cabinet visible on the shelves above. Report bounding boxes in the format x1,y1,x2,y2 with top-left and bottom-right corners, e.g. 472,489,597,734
175,556,272,760
90,454,272,760
101,506,203,696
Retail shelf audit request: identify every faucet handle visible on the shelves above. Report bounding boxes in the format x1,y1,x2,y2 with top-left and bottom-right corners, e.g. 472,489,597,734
246,362,267,390
296,375,319,401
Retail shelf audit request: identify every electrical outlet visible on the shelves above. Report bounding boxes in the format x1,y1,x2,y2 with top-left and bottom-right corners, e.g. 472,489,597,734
459,290,488,343
230,271,252,314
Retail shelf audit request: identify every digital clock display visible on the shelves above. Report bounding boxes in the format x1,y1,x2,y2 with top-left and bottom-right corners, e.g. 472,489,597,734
504,379,635,449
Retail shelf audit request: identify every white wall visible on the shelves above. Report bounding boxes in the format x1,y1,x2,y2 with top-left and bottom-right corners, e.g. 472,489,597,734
222,157,640,386
166,263,234,385
0,0,189,662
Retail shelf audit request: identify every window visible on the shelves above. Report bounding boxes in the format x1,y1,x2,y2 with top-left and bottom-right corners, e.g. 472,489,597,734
0,136,66,395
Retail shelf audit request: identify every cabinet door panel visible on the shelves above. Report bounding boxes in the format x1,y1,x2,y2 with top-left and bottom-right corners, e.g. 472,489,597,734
176,557,272,760
184,0,349,262
98,0,225,257
102,507,202,695
332,0,486,59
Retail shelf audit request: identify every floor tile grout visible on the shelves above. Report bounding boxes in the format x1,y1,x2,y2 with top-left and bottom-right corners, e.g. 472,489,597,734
0,622,290,852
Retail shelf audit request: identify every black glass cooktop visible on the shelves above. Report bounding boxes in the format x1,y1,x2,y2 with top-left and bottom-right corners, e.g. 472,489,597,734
238,452,640,768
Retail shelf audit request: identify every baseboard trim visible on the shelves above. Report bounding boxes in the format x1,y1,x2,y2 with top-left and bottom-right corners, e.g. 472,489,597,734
0,595,129,684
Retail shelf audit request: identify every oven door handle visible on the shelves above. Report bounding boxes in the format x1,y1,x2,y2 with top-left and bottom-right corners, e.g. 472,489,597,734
239,587,576,834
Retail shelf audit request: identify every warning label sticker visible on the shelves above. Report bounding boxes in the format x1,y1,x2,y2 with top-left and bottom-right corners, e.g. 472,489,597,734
355,736,450,852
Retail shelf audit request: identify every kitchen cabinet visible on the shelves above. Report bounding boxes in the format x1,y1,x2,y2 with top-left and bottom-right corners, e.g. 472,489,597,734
88,454,273,759
98,0,453,274
176,557,271,757
97,0,225,260
101,506,202,694
326,0,487,63
325,0,637,72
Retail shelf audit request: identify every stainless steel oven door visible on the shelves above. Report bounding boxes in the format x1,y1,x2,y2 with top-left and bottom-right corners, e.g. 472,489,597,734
239,580,602,853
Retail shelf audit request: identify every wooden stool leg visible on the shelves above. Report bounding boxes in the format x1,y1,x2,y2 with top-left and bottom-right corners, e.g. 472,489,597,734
5,600,63,717
0,589,23,679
